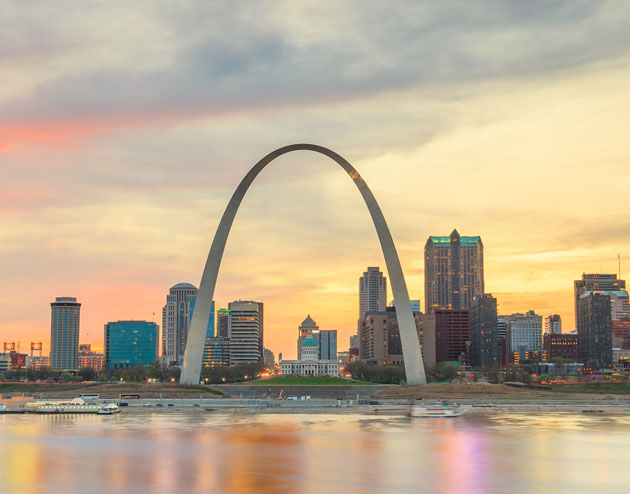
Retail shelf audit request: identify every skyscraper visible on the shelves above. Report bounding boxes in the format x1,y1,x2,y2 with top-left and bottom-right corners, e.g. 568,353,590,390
424,229,484,313
577,292,612,368
574,274,628,368
228,300,263,365
359,267,387,317
574,274,626,325
216,308,230,338
544,315,562,335
162,283,198,365
50,297,81,370
161,283,214,365
470,294,498,368
104,320,159,369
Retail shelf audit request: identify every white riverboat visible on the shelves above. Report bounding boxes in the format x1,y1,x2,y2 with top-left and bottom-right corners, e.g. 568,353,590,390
24,398,120,415
409,403,463,418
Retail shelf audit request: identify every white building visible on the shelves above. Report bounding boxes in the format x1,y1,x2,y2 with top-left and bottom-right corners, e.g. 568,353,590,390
26,355,50,369
544,315,562,335
280,336,340,377
162,283,199,365
229,300,263,365
0,353,9,372
506,311,543,355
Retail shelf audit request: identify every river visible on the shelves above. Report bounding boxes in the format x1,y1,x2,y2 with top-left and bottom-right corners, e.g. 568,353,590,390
1,410,629,493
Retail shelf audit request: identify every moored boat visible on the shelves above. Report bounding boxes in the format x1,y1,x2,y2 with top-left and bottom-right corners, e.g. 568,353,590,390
24,398,120,415
409,403,463,418
98,403,120,415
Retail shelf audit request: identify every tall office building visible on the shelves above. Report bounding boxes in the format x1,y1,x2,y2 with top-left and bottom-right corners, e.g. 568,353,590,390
424,229,484,313
359,308,433,368
359,267,387,317
497,316,509,367
574,274,625,325
228,300,264,365
574,274,629,368
161,283,214,365
349,334,359,350
359,307,404,366
544,315,562,335
505,311,543,363
434,309,471,363
216,308,230,338
319,330,338,360
577,292,612,368
104,320,159,369
162,283,197,365
50,297,81,370
470,294,498,368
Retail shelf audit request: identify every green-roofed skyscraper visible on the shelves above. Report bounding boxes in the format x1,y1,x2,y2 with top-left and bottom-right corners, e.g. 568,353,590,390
424,229,484,313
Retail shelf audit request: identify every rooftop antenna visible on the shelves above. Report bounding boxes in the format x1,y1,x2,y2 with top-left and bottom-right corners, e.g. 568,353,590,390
619,253,622,279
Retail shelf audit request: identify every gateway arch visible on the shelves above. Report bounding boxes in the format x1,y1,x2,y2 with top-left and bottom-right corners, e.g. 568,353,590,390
180,144,427,385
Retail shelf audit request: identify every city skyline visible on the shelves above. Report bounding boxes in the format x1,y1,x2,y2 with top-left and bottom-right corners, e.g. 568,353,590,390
2,3,630,360
2,264,628,361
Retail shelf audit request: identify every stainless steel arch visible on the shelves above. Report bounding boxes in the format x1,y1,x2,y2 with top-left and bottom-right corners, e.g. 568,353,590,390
180,144,426,385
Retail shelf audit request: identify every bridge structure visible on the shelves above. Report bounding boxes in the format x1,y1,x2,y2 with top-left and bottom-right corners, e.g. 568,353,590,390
180,144,426,385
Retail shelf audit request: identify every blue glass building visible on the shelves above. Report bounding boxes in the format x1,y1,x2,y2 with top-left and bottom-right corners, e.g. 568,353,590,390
104,320,159,369
319,330,337,360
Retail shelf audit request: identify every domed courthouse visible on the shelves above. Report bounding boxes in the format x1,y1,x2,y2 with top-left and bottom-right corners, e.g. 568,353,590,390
280,335,340,377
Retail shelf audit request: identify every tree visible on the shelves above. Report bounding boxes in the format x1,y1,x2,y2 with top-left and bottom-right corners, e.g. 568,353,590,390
485,365,500,384
435,362,459,382
78,367,97,381
97,373,107,382
59,372,73,382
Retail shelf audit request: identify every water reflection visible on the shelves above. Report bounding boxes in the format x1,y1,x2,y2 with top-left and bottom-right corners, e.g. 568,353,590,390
1,411,630,493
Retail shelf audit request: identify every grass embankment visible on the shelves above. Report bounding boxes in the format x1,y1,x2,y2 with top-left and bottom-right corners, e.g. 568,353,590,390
248,376,372,386
0,382,225,396
551,382,630,394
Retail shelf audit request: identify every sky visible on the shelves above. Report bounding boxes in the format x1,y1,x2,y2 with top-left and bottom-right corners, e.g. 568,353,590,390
1,1,630,359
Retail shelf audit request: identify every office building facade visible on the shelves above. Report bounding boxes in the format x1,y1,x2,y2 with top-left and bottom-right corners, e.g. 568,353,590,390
434,309,471,363
50,297,81,370
162,283,214,365
104,320,159,369
216,308,230,338
319,330,337,360
544,315,562,335
577,292,613,368
202,337,230,367
544,332,578,361
359,267,387,317
470,294,498,368
505,311,543,363
424,229,484,313
228,300,264,365
575,274,626,325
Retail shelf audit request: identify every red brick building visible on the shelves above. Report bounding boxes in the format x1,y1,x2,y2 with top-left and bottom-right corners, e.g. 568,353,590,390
434,309,471,363
543,333,578,361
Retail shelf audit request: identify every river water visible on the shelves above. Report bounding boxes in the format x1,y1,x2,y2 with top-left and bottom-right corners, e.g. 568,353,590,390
1,410,629,493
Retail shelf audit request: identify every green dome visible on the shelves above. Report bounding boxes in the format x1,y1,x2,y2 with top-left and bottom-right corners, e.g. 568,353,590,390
302,336,318,347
